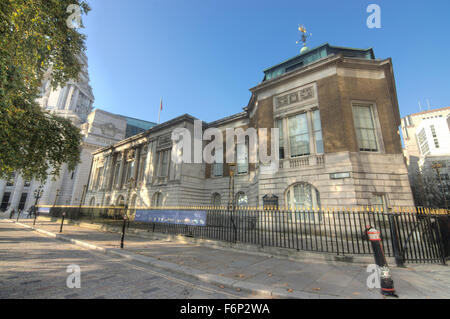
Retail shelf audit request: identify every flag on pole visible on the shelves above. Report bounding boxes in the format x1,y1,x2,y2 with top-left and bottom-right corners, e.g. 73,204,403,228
158,98,162,124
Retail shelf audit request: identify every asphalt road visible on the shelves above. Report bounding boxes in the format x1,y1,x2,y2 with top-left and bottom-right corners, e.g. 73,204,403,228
0,220,252,299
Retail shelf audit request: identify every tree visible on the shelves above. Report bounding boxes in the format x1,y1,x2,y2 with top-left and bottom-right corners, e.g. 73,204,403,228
0,0,91,182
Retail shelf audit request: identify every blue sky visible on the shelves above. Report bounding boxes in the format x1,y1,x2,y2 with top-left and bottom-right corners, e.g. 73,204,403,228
83,0,450,124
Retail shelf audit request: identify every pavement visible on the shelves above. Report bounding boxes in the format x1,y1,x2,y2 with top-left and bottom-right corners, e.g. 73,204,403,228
0,219,258,299
1,215,449,299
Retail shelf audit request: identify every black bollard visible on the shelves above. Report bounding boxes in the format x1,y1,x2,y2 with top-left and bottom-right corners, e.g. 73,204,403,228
120,214,128,249
365,225,398,297
16,210,21,222
59,212,66,233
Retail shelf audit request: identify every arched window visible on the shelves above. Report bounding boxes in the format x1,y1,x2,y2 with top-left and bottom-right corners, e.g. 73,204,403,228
285,182,320,209
115,195,125,206
105,196,111,206
89,197,95,206
235,192,248,207
211,193,221,207
152,192,163,207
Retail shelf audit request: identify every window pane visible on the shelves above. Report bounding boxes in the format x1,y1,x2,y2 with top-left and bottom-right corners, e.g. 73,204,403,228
276,119,285,159
286,183,320,209
236,193,248,206
353,105,378,152
312,110,324,154
213,163,223,176
160,150,169,177
237,142,248,174
289,113,310,157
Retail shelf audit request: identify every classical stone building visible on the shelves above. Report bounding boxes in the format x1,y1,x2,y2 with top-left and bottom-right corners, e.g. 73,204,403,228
85,43,415,210
0,53,156,213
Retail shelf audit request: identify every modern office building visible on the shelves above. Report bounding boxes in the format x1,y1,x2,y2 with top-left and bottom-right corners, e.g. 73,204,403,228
401,106,450,207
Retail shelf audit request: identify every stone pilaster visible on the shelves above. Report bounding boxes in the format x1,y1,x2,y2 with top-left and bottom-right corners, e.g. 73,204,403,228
0,180,7,207
9,175,24,211
117,152,126,189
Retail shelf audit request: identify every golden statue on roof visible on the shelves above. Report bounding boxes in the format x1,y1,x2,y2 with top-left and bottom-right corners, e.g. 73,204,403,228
296,25,312,53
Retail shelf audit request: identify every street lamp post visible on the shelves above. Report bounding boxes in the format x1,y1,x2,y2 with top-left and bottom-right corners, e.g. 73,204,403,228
228,163,236,210
33,185,44,226
53,189,60,207
121,177,135,249
79,184,87,211
59,212,66,233
228,163,237,243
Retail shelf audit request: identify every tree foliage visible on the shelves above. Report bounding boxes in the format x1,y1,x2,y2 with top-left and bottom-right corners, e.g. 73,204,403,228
0,0,91,182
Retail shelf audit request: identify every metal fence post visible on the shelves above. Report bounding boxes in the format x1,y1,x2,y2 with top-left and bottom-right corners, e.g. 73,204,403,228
389,214,405,267
434,216,448,265
33,206,38,226
120,213,128,249
59,212,66,233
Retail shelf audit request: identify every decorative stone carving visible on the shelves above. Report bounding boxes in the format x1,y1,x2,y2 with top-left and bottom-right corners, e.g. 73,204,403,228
299,86,314,100
276,85,315,109
157,134,172,149
126,149,136,161
98,123,121,138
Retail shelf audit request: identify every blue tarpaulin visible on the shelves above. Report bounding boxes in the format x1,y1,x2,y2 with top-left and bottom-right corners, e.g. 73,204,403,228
38,207,50,214
134,210,206,226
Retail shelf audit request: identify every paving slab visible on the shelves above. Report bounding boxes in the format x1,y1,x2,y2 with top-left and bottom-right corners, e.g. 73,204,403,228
4,217,450,299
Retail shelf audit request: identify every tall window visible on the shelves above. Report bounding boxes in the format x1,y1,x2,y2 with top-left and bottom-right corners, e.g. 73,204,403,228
312,110,324,154
286,183,320,209
212,148,223,177
283,110,323,158
352,104,379,152
237,141,248,174
157,150,171,178
1,192,11,210
95,166,103,189
18,193,28,210
276,119,285,159
122,159,134,187
288,113,310,157
137,147,148,183
112,155,122,189
152,192,163,207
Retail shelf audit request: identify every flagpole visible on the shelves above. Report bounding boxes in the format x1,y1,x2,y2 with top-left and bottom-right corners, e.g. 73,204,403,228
158,98,162,124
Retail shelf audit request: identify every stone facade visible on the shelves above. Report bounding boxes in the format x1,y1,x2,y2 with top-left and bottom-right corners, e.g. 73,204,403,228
85,44,414,210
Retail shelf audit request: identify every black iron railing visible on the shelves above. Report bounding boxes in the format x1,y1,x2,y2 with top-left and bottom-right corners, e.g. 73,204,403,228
40,205,449,265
